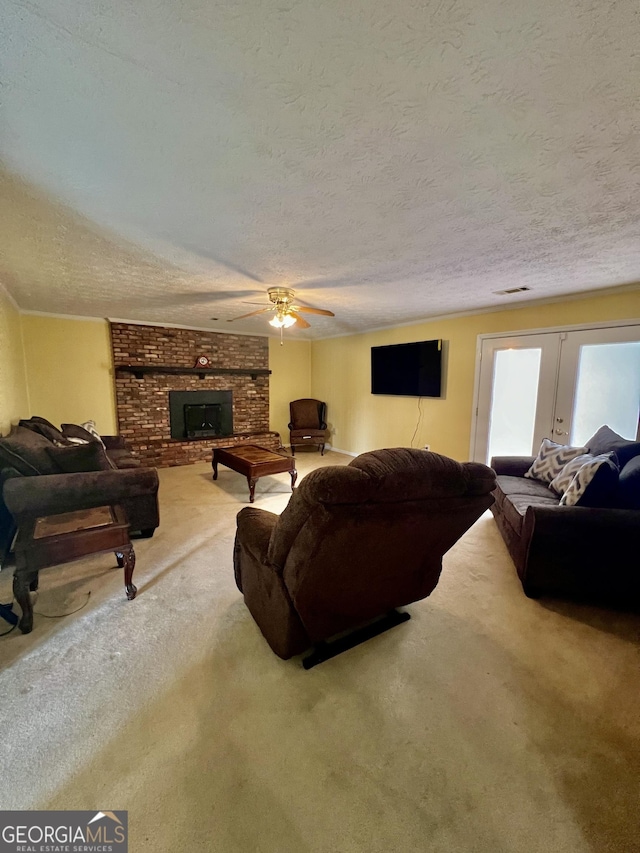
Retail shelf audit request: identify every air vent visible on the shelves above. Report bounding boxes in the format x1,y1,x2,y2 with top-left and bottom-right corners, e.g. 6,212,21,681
493,286,532,295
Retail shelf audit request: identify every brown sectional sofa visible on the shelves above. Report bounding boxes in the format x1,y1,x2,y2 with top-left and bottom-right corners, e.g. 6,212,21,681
0,417,160,566
490,426,640,608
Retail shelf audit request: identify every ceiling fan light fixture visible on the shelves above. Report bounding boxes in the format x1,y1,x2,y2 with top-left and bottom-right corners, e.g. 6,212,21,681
269,311,297,329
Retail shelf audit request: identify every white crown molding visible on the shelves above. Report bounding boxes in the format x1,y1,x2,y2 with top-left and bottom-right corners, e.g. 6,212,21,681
312,283,640,341
107,316,273,338
12,282,640,340
17,308,314,341
20,310,107,322
0,280,21,312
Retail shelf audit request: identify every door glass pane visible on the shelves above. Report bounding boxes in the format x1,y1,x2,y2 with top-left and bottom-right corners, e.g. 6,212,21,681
487,348,542,460
571,342,640,445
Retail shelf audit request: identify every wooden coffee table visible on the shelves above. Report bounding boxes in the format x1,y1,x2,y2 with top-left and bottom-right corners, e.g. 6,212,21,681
212,444,297,502
13,504,136,634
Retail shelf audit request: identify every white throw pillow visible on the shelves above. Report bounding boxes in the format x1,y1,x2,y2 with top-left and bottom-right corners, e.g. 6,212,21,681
524,439,588,484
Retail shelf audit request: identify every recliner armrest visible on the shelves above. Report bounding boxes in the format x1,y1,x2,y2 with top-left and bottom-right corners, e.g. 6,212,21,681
235,507,278,566
3,468,159,522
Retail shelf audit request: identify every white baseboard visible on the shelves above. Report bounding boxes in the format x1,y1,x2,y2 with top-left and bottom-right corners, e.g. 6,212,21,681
284,443,359,458
325,445,359,457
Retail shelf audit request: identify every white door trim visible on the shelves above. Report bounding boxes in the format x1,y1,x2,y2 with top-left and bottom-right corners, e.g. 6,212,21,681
469,317,640,460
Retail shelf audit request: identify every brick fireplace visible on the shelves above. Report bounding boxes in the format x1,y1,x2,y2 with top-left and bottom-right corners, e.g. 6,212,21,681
110,322,280,467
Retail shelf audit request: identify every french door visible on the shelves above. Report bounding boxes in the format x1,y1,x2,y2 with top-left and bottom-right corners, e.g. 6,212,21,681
472,323,640,464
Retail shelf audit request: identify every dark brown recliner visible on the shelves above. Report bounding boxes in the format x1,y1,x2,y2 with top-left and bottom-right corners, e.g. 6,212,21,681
288,398,327,455
234,448,496,665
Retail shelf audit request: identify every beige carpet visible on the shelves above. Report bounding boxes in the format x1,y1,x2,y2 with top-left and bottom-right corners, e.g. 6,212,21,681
1,451,639,852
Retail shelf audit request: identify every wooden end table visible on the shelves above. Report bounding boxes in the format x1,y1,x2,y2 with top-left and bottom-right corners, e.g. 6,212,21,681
212,444,297,503
13,505,136,634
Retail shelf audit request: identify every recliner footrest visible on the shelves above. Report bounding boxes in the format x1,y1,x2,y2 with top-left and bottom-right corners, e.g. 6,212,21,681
302,610,411,669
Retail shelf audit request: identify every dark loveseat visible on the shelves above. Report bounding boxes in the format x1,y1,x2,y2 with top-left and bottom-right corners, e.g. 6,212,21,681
0,417,160,566
490,426,640,607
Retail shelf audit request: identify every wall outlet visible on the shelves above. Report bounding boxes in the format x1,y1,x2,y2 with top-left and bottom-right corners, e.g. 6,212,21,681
424,444,430,451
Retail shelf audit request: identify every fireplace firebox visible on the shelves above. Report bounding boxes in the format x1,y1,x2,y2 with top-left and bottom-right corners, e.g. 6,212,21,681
169,391,233,440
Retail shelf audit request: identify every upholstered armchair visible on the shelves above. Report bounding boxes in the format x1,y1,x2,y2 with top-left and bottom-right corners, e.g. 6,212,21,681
233,448,496,666
288,398,327,455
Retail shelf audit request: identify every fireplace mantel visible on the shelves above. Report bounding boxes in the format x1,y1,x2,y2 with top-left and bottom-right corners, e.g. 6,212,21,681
115,365,272,380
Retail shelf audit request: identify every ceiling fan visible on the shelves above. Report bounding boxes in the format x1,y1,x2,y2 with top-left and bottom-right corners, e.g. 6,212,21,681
226,287,335,330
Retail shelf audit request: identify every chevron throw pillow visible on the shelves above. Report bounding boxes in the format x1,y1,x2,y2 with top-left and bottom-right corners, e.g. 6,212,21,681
524,439,588,484
80,420,105,448
557,453,619,507
549,454,593,495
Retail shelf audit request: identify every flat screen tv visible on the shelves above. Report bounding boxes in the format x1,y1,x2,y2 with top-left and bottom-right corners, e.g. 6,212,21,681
371,339,442,397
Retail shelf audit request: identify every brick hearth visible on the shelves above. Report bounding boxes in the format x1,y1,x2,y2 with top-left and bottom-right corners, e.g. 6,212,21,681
110,323,280,467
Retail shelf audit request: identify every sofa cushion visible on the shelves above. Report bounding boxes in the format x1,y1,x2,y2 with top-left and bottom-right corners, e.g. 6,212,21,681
105,449,141,469
61,423,98,444
0,426,60,475
525,439,588,484
46,443,115,473
618,456,640,510
19,417,70,446
501,491,559,535
551,453,619,507
586,425,640,469
494,475,555,507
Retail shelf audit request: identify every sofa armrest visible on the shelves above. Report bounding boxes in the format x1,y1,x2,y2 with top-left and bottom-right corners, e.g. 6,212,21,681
101,435,127,451
525,503,640,537
520,503,640,600
490,456,535,477
3,468,159,522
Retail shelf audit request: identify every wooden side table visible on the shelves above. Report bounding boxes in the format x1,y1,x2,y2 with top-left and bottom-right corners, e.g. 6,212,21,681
13,505,136,634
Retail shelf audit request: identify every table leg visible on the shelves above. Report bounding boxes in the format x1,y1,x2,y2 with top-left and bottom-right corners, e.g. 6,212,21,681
13,564,38,634
115,546,137,600
248,477,257,503
212,457,218,480
290,469,298,491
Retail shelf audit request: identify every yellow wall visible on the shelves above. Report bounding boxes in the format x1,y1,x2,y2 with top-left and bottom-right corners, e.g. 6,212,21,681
311,290,640,460
0,285,29,435
19,315,312,442
21,315,117,434
13,289,639,455
269,337,311,443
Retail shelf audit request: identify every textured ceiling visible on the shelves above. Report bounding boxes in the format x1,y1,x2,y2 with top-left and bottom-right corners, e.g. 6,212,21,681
2,0,639,338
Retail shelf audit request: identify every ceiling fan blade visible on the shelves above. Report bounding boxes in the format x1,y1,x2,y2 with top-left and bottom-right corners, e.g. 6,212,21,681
227,308,272,321
290,311,311,329
294,306,335,317
241,301,271,305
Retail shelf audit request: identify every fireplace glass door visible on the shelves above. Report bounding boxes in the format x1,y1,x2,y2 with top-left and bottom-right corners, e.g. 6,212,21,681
184,404,224,438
